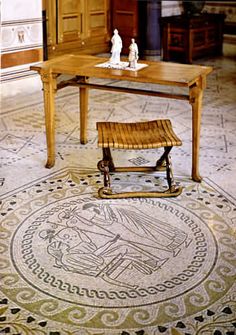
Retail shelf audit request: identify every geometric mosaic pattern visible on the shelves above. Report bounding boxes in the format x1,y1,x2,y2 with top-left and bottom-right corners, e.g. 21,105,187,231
0,168,236,334
0,56,236,335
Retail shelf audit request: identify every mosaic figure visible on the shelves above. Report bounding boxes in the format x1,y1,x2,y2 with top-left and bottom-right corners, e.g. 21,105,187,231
39,202,191,288
40,224,167,289
79,202,190,256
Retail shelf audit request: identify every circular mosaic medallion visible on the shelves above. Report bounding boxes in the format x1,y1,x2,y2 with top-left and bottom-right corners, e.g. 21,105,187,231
11,196,217,308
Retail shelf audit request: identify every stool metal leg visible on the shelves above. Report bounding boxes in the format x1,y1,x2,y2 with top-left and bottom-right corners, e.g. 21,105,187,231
98,160,113,197
97,145,182,199
97,148,115,172
97,148,114,197
98,159,182,199
165,148,176,191
103,164,111,188
103,147,115,171
155,146,172,170
164,147,182,195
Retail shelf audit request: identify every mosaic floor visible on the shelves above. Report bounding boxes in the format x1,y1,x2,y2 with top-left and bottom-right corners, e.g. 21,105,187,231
0,55,236,335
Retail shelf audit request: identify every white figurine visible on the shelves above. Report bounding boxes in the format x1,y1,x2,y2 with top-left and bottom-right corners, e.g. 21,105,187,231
110,29,122,64
128,38,139,68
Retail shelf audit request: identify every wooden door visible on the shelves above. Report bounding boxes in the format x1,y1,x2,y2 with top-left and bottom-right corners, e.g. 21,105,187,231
88,0,109,36
111,0,139,54
46,0,110,58
85,0,110,49
57,0,81,43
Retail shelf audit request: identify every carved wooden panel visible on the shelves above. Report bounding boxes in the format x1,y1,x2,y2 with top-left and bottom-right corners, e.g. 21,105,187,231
46,0,110,58
57,0,81,43
88,0,108,36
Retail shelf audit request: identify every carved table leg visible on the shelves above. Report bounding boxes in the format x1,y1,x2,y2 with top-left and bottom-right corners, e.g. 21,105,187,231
42,71,57,168
79,77,89,144
189,78,204,182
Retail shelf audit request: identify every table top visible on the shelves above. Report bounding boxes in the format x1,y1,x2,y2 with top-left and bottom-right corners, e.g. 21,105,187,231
31,54,213,88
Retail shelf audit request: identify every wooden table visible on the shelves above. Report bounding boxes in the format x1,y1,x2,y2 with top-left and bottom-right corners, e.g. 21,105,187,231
30,54,212,182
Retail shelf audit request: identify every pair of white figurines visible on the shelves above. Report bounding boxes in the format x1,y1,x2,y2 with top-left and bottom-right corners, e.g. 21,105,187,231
110,29,138,69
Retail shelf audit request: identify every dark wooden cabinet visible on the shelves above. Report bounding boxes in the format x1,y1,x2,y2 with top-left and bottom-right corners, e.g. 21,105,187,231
161,13,225,63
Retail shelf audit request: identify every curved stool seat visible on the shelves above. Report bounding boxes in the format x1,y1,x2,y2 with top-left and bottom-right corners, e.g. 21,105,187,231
96,119,182,199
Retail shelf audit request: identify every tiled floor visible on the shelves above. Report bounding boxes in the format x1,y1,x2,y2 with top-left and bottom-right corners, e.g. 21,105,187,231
0,55,236,335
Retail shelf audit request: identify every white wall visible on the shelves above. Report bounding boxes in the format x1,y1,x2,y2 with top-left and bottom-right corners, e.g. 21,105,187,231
161,1,182,17
2,0,42,21
1,0,43,81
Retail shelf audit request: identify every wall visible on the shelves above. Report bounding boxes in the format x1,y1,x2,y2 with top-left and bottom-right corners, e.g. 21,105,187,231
1,0,43,81
204,1,236,33
161,1,182,17
204,1,236,55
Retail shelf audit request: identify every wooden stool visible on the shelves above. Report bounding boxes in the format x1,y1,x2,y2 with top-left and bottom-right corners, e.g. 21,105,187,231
96,119,182,199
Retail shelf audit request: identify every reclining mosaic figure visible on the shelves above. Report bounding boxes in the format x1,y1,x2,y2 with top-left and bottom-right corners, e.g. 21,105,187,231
39,202,191,289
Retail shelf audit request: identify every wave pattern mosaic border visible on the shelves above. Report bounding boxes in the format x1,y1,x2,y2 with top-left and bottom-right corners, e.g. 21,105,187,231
1,167,236,334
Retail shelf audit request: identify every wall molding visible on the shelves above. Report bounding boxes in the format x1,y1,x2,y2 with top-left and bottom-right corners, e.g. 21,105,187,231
2,44,43,54
1,67,38,82
1,18,42,26
1,48,43,69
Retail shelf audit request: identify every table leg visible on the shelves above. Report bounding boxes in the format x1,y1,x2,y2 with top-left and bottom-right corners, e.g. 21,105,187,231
189,82,203,182
80,81,89,144
41,71,57,168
